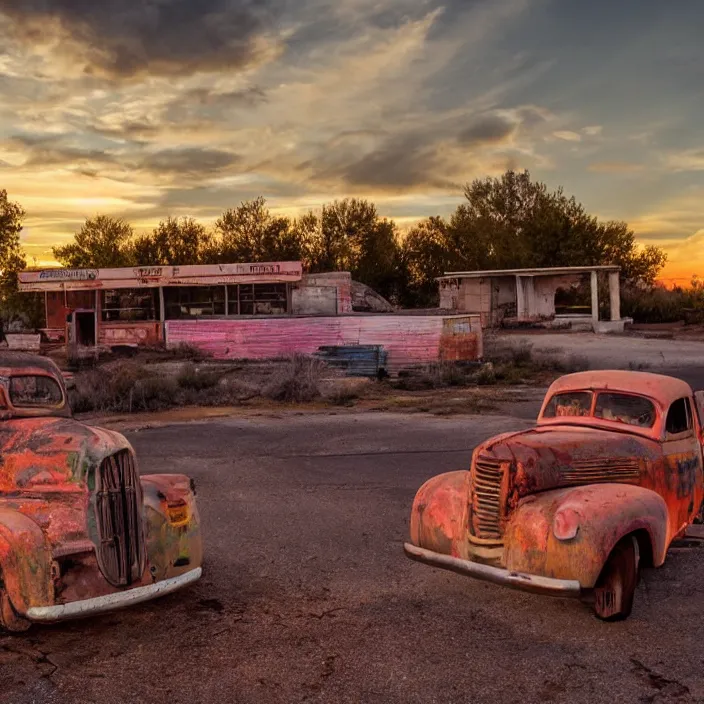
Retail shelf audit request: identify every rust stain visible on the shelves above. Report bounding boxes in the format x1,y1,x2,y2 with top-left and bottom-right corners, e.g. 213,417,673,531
406,370,704,615
0,353,202,631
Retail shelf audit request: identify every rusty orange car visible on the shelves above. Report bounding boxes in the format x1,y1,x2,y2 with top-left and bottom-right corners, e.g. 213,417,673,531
405,370,704,620
0,353,202,631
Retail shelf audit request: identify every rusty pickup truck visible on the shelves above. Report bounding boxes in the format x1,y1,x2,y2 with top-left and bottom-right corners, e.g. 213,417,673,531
405,370,704,620
0,353,202,631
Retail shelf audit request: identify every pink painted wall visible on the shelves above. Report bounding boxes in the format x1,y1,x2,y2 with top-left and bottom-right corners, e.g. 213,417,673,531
165,315,482,370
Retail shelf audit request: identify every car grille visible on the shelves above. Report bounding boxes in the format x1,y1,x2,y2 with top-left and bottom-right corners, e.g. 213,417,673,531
471,455,504,540
94,450,146,587
558,458,640,486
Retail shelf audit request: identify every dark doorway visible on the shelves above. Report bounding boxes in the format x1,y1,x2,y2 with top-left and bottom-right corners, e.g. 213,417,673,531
75,310,96,346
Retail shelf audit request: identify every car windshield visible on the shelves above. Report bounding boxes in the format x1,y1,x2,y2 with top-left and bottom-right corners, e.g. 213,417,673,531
9,375,63,408
543,392,593,417
594,392,656,428
543,390,657,428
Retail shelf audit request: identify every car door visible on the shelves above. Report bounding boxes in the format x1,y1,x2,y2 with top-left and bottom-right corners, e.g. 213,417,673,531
661,396,704,534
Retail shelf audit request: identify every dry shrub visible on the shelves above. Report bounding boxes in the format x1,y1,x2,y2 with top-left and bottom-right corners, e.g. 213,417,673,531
262,354,325,403
176,362,220,390
326,388,360,406
130,376,180,412
69,361,180,413
394,362,473,391
167,343,210,362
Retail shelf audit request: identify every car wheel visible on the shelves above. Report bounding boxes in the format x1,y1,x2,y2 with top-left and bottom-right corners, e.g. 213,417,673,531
0,590,30,633
593,535,639,621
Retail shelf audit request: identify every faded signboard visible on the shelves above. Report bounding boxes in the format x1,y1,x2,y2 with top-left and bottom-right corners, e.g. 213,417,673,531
19,262,304,292
5,334,41,352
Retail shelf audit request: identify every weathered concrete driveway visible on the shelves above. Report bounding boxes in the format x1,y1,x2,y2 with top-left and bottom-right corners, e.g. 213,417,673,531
1,412,704,703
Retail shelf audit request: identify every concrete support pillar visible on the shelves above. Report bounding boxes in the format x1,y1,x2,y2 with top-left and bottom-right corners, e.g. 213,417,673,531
94,289,100,351
515,275,525,318
524,277,536,318
609,271,621,321
159,287,166,343
590,270,599,324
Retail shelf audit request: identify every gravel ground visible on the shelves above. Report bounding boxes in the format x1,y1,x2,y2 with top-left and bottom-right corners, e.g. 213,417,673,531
495,331,704,373
1,412,703,703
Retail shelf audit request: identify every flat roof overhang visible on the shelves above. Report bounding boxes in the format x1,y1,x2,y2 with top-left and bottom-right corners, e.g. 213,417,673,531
18,261,304,292
436,265,620,282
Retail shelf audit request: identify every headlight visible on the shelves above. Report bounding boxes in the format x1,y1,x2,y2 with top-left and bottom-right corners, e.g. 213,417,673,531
166,501,190,527
553,508,580,541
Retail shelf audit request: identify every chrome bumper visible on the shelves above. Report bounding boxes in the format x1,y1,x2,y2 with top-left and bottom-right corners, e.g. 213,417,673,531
404,543,581,598
26,567,202,622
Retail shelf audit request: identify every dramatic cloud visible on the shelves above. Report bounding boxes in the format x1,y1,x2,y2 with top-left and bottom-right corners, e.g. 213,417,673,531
0,0,284,80
332,134,455,191
140,148,241,177
1,0,704,276
459,113,518,146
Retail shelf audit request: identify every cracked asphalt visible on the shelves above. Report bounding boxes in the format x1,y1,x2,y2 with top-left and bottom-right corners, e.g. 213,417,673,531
1,411,704,704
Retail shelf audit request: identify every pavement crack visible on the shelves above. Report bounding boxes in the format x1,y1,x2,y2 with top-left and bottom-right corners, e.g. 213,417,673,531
631,659,692,702
302,607,347,620
33,648,59,679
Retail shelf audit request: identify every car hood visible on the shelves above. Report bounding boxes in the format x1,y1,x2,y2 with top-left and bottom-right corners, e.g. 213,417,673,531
0,416,133,491
475,424,661,508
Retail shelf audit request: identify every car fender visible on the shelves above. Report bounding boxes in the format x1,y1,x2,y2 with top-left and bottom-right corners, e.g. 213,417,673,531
408,471,471,559
503,484,669,588
141,474,203,581
0,509,52,615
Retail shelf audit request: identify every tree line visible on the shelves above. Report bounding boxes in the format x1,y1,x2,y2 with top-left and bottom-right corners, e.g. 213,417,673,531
0,170,668,315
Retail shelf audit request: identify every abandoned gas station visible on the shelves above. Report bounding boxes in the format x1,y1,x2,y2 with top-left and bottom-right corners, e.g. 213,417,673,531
437,265,629,333
18,262,353,348
17,262,483,370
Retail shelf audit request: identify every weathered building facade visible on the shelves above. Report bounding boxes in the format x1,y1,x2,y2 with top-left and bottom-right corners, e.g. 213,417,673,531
19,262,352,348
438,266,626,332
18,262,483,371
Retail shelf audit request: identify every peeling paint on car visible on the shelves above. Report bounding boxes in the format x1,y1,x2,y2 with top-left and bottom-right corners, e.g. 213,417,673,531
0,353,203,631
405,371,704,619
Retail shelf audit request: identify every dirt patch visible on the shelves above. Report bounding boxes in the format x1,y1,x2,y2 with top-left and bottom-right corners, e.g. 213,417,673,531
65,341,576,425
80,384,544,431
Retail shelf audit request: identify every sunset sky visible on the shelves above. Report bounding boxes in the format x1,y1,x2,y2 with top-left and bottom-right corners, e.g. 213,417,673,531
1,0,703,282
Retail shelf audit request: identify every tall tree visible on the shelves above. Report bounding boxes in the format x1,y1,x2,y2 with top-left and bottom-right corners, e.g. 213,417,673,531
133,217,212,266
400,170,667,307
53,215,135,268
306,198,403,300
215,197,302,263
0,190,27,299
400,216,454,307
458,170,666,283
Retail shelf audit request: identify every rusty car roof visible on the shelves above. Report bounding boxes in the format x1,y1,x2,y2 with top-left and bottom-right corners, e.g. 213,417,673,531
545,370,693,407
0,352,63,378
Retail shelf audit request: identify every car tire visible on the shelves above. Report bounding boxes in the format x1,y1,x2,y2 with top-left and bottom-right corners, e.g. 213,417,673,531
592,535,639,621
0,589,31,633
